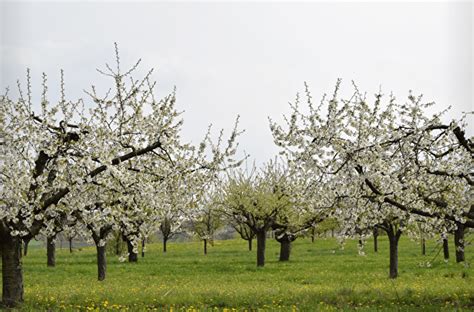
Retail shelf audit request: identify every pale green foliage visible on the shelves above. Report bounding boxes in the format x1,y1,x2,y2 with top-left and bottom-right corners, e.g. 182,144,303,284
221,160,318,235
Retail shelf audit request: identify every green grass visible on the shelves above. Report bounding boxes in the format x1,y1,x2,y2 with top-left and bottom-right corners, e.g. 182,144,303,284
3,236,474,311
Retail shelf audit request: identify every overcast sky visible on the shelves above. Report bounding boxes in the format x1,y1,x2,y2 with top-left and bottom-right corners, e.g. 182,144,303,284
1,1,472,164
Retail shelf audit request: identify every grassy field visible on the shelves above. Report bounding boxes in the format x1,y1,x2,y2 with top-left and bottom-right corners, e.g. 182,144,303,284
3,235,473,311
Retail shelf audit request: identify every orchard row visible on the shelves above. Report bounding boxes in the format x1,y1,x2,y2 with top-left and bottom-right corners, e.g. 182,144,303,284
1,46,472,308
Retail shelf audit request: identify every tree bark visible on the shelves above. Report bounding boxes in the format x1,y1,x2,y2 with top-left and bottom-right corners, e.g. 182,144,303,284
47,236,56,267
96,245,107,281
421,238,426,256
279,239,291,261
127,239,138,262
141,239,145,258
88,225,112,281
23,238,31,256
69,238,73,253
203,239,208,255
311,228,315,243
248,238,252,251
115,235,121,255
160,219,171,253
373,227,378,253
256,231,266,267
1,235,24,308
387,227,401,279
454,223,465,263
443,238,449,261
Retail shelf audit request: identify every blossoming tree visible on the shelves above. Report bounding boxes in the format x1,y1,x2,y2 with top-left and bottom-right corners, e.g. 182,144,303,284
0,45,243,306
270,81,473,278
220,161,299,266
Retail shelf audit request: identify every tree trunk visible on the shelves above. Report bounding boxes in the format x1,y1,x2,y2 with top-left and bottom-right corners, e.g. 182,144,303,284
1,235,24,308
311,228,315,243
454,223,465,263
388,230,401,279
443,238,449,261
23,238,30,256
279,239,291,261
127,240,138,262
203,239,208,255
141,239,145,258
421,238,426,256
373,227,378,253
163,237,167,253
256,231,266,267
248,238,252,251
96,245,107,281
69,238,73,253
47,236,56,267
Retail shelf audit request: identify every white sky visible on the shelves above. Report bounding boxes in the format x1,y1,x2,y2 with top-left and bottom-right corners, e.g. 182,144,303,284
1,1,473,164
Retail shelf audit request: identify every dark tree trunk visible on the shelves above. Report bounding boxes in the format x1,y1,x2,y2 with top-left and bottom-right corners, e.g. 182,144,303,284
387,229,401,279
276,232,296,262
311,228,315,243
248,238,252,251
279,239,291,261
373,227,378,253
421,238,426,256
89,225,112,281
203,239,208,255
160,219,171,253
96,245,106,281
47,236,56,267
141,239,145,258
127,240,138,262
69,238,73,253
256,231,266,267
1,235,24,308
443,238,449,261
23,238,31,256
454,223,465,263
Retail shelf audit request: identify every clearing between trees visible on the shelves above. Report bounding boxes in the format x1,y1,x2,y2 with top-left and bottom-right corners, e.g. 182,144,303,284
5,236,473,311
